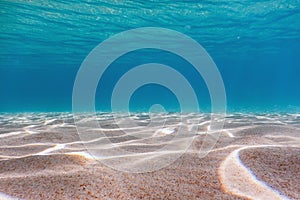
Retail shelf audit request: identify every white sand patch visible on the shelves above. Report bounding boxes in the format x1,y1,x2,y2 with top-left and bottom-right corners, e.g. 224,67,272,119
0,132,23,138
219,145,292,200
35,144,66,155
153,128,175,136
224,130,235,138
0,192,20,200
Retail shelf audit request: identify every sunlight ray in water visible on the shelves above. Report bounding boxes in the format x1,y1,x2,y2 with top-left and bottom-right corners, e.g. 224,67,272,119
0,0,300,198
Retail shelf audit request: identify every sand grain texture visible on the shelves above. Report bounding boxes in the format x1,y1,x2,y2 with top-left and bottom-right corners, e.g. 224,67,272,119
0,113,299,199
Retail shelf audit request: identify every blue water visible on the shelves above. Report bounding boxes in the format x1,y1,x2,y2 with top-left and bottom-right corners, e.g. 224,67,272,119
1,0,300,113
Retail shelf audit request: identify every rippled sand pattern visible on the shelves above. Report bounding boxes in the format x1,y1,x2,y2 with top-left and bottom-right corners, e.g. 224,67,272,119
0,113,299,199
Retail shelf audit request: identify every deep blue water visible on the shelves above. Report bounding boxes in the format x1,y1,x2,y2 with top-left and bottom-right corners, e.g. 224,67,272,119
1,0,300,113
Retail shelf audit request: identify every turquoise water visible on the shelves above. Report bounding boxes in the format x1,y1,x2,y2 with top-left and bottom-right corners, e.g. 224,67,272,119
1,0,300,112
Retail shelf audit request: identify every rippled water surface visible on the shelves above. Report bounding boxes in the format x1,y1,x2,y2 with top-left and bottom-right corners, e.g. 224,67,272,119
1,0,300,112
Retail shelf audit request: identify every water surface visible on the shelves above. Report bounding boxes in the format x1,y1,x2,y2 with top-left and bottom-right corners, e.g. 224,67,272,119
1,0,300,112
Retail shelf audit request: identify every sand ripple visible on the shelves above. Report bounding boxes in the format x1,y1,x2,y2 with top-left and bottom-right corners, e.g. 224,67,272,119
0,113,299,199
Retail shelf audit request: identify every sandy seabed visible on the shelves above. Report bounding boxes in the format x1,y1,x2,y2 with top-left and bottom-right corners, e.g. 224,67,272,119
0,113,299,200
